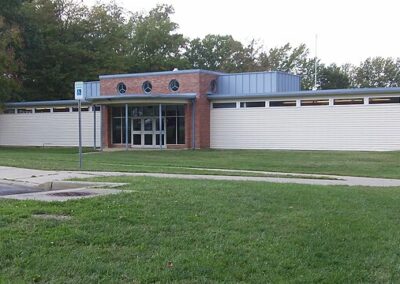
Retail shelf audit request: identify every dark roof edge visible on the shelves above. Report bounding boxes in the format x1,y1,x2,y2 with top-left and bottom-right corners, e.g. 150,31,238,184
99,69,224,80
208,87,400,100
5,100,89,108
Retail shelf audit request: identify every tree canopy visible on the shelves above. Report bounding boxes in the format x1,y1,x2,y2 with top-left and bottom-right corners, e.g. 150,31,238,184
1,0,399,103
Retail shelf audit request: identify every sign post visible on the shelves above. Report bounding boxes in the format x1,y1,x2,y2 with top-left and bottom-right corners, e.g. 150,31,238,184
78,99,82,169
75,82,84,169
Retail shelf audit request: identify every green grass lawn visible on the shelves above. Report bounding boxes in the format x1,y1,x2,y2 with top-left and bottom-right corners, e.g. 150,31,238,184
1,177,400,282
0,146,400,178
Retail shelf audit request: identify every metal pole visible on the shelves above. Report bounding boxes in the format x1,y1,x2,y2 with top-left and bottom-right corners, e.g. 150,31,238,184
159,104,162,150
100,105,103,151
125,104,128,151
93,105,96,150
78,100,82,169
192,99,196,150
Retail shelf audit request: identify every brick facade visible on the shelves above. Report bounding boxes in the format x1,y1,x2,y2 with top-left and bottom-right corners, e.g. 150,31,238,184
100,71,218,149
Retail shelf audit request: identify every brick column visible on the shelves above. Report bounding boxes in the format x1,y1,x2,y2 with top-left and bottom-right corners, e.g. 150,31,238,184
101,105,111,148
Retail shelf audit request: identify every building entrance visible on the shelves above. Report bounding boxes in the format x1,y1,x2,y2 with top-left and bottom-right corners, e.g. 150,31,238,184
131,117,165,148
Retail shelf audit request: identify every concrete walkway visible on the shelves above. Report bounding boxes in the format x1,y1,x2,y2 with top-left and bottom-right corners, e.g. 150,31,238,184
1,166,400,187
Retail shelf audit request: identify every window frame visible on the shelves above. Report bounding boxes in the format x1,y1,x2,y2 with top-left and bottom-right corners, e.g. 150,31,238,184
212,102,236,109
369,97,400,105
269,100,297,107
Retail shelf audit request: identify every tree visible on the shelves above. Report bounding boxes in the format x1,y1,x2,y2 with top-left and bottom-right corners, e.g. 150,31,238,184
256,43,318,89
352,57,400,88
0,0,25,104
318,64,351,90
127,4,187,72
16,0,92,101
185,34,257,72
3,1,400,103
257,43,308,72
83,2,131,76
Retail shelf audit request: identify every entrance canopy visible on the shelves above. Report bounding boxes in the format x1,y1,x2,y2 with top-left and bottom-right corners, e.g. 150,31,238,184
86,93,197,105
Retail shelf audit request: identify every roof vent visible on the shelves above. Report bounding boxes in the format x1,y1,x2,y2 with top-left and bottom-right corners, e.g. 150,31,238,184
172,68,179,72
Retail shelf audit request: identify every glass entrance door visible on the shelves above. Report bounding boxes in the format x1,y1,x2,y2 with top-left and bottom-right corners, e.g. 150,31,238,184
131,117,165,148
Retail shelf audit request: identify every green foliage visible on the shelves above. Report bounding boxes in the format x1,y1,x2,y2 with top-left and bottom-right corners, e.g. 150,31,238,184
128,4,187,72
0,0,25,104
0,17,22,104
318,64,351,89
258,43,309,72
352,57,400,88
185,34,255,72
83,2,131,75
1,0,400,101
256,43,317,90
17,0,91,100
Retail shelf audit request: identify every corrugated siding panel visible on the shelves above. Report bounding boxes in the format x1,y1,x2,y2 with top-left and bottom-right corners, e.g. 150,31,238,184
243,74,250,94
84,81,100,98
217,72,301,95
0,112,101,147
236,75,243,95
229,76,236,95
266,73,271,92
219,76,230,95
210,105,400,151
256,73,264,93
270,73,277,92
277,74,285,92
249,75,257,94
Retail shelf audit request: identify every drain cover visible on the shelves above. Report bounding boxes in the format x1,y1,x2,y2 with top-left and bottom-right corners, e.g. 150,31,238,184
48,191,94,197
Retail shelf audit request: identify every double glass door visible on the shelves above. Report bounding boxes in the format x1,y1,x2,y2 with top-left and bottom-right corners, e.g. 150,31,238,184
131,117,165,148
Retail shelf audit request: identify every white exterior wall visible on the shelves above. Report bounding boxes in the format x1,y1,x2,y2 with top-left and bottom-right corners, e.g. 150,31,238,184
0,111,101,147
211,103,400,151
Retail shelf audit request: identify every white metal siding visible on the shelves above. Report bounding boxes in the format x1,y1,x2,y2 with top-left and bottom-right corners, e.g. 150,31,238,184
0,112,101,147
210,105,400,151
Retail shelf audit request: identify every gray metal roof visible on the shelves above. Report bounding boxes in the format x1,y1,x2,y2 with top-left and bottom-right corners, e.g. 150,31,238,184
99,69,224,79
86,93,197,102
219,70,300,77
4,94,196,108
5,100,91,108
208,87,400,100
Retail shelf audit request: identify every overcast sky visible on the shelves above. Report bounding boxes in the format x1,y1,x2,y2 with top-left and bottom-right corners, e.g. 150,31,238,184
86,0,399,65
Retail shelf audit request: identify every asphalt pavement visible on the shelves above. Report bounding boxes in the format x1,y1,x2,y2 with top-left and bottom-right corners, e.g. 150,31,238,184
0,183,42,196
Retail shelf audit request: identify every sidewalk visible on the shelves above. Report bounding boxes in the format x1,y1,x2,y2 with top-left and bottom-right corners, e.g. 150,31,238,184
1,166,400,187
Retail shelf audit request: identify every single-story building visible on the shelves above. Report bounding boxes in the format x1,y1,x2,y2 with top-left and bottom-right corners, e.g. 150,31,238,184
1,69,400,151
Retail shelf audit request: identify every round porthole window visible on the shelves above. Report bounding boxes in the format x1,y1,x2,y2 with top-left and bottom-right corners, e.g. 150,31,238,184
210,80,217,93
169,79,180,92
117,82,127,94
142,81,152,94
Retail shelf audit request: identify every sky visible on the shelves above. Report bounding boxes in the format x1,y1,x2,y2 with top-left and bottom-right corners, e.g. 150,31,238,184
85,0,400,65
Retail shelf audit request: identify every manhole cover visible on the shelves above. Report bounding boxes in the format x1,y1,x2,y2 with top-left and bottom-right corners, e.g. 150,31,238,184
47,191,94,197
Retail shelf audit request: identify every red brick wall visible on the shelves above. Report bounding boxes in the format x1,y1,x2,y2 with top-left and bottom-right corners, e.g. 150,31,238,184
101,73,202,96
100,71,218,149
196,73,218,148
101,105,111,148
184,103,193,148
